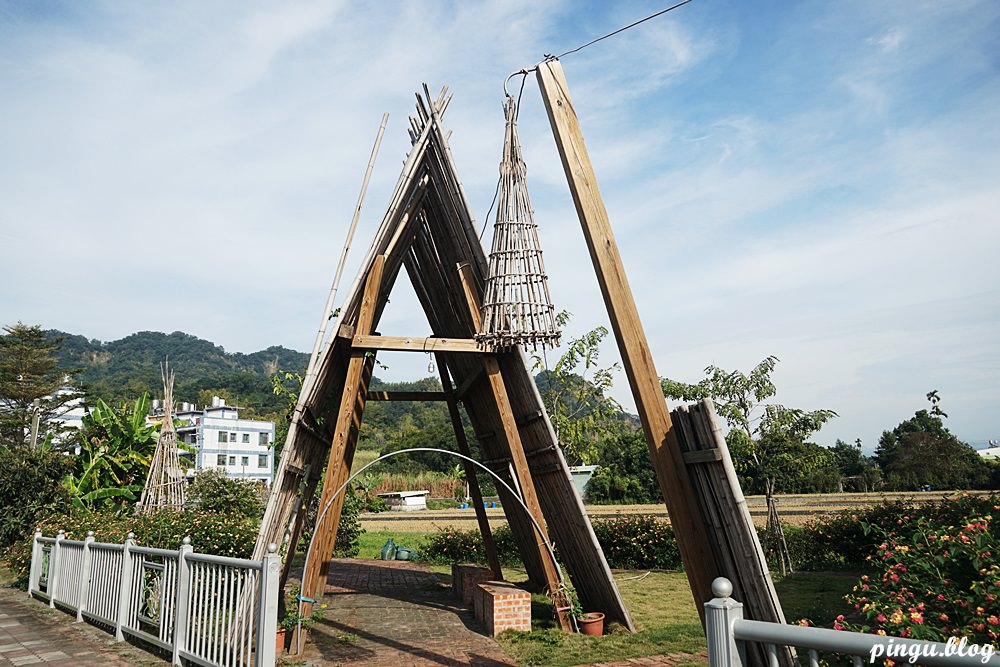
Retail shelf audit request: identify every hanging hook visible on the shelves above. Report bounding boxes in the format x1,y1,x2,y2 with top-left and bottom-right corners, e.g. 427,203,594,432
427,352,435,374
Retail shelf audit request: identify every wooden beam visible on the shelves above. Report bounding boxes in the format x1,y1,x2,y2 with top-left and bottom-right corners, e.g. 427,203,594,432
537,59,717,625
293,255,384,654
437,353,503,579
457,262,573,632
366,391,448,402
351,334,483,353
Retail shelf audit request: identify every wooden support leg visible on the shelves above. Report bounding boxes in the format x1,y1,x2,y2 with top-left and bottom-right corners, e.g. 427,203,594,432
457,262,572,632
537,60,717,624
293,256,384,653
437,353,503,580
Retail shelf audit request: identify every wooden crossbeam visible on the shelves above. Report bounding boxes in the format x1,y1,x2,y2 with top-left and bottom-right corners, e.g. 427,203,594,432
366,390,448,401
351,334,482,353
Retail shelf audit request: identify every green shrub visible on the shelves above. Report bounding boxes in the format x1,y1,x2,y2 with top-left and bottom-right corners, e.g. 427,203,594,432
421,515,682,570
0,448,73,550
187,468,267,518
3,508,259,585
420,525,521,566
591,515,681,569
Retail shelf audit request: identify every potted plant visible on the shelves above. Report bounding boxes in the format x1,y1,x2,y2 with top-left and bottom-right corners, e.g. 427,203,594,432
567,587,605,636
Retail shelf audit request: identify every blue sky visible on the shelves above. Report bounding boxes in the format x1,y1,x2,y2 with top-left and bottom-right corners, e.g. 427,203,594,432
1,1,997,451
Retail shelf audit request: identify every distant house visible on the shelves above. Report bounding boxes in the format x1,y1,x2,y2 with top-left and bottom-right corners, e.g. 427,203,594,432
167,397,276,487
978,445,1000,460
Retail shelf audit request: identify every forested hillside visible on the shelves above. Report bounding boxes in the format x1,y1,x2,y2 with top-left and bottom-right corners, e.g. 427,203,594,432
48,329,309,416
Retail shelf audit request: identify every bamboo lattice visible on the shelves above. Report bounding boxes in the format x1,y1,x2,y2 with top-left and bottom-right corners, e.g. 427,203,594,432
135,363,186,513
478,96,560,350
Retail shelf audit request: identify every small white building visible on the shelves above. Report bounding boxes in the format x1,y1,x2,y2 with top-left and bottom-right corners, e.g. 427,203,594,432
172,397,276,487
377,490,430,511
978,445,1000,460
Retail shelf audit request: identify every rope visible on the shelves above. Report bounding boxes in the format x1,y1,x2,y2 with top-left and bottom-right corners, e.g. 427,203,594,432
501,0,697,91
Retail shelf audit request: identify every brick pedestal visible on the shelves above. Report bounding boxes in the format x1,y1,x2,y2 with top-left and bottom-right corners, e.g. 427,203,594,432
452,564,494,606
473,581,531,637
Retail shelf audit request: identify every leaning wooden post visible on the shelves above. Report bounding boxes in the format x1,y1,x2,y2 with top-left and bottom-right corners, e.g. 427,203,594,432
536,58,717,622
292,255,384,653
436,353,503,579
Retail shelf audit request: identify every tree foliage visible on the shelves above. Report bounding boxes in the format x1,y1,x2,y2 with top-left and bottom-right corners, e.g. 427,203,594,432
661,356,837,496
0,447,74,550
585,427,661,504
0,323,81,448
875,393,990,490
533,312,625,466
65,393,158,511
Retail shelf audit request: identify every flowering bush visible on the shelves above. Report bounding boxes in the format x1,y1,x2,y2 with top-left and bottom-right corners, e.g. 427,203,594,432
420,525,520,566
3,508,259,585
590,515,681,569
841,505,1000,644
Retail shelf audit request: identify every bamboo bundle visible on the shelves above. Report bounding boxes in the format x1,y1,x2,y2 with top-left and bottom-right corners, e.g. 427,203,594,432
478,96,560,350
135,363,186,513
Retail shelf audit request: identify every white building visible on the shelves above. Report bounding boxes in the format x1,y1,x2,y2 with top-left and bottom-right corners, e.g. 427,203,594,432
173,397,275,487
978,444,1000,460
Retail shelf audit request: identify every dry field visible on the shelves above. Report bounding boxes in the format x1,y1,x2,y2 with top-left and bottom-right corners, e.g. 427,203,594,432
359,490,989,532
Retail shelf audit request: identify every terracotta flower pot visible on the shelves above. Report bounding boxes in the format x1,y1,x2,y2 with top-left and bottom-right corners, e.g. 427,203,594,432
276,627,287,653
577,611,605,636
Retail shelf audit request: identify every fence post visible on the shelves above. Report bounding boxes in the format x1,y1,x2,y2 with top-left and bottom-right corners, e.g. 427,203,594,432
28,530,42,597
48,530,65,609
705,577,743,667
115,532,136,642
255,543,281,667
171,537,193,666
76,531,95,622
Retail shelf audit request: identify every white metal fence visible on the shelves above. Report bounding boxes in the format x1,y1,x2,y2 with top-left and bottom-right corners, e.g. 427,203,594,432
705,577,999,667
28,530,280,667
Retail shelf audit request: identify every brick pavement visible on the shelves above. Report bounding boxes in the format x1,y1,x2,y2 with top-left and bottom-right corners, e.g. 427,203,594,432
0,585,169,667
291,559,708,667
294,558,517,666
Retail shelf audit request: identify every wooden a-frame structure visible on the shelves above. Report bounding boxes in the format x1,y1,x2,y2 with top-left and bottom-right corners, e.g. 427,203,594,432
256,59,790,664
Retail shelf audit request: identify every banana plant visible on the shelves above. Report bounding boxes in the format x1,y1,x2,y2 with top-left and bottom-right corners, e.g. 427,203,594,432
65,392,157,511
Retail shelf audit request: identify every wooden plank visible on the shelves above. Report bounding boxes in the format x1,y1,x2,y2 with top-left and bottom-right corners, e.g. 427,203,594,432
537,59,717,624
366,391,448,402
682,449,723,464
293,255,384,654
351,334,483,353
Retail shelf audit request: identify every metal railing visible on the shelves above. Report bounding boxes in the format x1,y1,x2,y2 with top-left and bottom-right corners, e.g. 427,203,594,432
28,530,280,667
705,577,999,667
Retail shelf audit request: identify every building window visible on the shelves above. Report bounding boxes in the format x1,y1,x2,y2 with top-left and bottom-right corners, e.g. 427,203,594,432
217,454,226,466
242,433,250,443
228,455,236,465
258,455,268,468
241,456,249,466
230,432,237,442
218,432,228,443
190,434,198,444
259,433,268,446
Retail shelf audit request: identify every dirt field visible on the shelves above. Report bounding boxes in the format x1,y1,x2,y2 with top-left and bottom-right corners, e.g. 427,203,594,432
359,490,988,532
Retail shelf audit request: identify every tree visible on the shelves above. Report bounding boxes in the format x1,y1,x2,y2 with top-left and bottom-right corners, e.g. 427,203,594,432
660,356,838,498
0,323,81,448
830,439,881,492
875,392,989,490
533,312,625,466
0,447,73,550
65,393,158,511
585,427,661,504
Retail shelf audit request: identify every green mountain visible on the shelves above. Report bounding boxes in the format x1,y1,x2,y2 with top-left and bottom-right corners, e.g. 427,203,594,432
48,329,309,417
